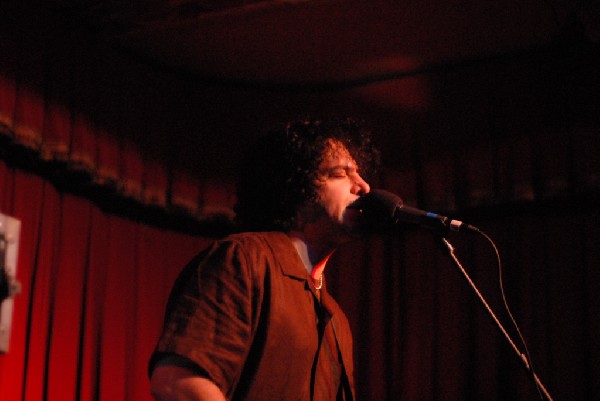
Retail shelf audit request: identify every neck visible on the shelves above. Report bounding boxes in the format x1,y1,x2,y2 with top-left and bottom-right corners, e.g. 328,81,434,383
287,230,336,277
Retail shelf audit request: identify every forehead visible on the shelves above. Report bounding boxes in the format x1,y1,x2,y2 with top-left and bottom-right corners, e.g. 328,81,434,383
320,139,356,166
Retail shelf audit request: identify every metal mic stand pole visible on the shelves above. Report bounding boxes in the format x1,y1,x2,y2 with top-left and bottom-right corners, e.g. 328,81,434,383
437,236,555,401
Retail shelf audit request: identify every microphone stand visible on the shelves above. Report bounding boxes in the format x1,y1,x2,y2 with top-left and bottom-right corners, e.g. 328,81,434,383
437,236,555,401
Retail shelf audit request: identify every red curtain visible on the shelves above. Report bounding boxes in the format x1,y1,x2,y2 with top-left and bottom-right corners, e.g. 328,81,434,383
1,162,599,401
0,4,237,224
1,4,599,400
328,208,600,401
0,161,211,401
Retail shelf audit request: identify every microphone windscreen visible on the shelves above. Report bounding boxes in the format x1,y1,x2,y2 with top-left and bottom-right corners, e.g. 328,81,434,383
348,189,403,231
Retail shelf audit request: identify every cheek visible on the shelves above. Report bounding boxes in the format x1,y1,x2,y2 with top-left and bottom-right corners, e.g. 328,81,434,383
317,186,347,214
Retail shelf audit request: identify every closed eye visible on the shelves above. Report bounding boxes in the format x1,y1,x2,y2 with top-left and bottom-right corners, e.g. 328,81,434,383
329,167,348,177
319,165,359,179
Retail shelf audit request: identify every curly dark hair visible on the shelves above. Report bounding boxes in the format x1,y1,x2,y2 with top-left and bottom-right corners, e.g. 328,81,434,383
234,117,380,232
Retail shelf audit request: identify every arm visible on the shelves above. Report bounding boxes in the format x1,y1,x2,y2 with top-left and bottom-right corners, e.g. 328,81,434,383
150,365,227,401
150,239,257,400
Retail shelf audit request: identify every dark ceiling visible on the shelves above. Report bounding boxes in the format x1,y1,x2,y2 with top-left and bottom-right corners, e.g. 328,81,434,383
49,0,598,87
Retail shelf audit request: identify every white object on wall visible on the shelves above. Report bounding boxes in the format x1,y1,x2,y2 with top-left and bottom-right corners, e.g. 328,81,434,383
0,213,21,353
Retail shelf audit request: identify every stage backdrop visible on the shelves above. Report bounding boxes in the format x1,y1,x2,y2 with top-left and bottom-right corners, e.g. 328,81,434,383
1,151,599,401
0,3,599,400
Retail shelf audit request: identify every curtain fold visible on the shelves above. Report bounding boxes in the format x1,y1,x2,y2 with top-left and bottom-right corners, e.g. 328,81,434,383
327,206,600,400
0,7,237,225
0,161,211,401
1,128,599,401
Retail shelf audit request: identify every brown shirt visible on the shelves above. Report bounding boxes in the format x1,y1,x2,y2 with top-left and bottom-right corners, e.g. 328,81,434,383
149,231,355,401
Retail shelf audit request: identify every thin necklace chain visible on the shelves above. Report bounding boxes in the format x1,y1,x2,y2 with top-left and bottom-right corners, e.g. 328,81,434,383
314,274,323,290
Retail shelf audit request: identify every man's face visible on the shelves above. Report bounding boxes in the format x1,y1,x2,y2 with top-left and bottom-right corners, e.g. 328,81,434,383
307,139,371,241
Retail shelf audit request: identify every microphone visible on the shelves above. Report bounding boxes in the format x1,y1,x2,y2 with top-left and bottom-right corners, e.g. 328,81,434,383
349,189,480,234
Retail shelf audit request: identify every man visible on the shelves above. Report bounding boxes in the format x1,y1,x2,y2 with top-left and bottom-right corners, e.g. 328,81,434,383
149,117,379,401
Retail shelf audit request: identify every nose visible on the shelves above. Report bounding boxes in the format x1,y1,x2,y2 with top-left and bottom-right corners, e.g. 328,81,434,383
352,173,370,195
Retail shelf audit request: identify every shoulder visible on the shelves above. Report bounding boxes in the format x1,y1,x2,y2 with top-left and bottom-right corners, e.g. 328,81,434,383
211,231,303,279
216,231,293,258
195,231,293,271
223,231,289,245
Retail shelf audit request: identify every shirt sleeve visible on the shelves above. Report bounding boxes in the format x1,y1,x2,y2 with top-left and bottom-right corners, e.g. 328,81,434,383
149,239,260,395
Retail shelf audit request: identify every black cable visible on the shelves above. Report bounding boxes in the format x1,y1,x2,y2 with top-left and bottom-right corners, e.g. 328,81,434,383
476,228,545,401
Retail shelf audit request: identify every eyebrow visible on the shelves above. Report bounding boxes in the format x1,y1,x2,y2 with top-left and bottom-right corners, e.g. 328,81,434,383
319,164,358,174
